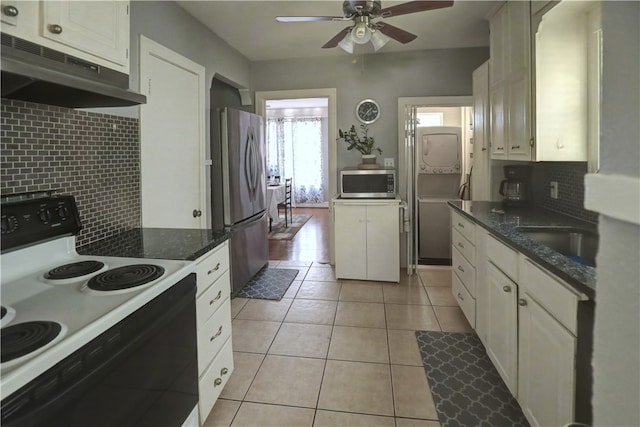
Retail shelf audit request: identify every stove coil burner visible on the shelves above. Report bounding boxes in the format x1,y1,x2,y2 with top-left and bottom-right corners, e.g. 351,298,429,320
87,264,165,291
45,261,105,280
1,321,62,363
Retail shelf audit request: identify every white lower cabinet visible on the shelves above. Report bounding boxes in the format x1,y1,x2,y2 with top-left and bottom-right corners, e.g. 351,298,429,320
518,293,576,427
333,199,401,282
194,241,233,425
485,261,518,395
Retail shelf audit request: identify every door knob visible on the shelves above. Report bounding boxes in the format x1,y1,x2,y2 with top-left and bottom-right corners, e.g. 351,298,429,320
192,209,202,217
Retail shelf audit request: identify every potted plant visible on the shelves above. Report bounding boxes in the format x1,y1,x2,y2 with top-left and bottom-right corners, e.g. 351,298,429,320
337,124,382,166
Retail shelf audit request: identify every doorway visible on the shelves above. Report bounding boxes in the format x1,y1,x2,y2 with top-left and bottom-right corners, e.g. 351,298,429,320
397,96,474,273
256,89,337,264
264,98,329,208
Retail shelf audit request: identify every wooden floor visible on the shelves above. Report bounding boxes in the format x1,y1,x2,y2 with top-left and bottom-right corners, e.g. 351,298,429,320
268,207,330,263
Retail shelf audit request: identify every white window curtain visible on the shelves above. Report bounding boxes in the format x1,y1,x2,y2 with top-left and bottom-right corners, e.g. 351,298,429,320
266,117,327,206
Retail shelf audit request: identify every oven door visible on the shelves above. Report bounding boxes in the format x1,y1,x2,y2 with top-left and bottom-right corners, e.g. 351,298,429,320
1,274,198,427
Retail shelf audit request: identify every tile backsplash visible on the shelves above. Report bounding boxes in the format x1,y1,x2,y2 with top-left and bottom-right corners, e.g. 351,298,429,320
531,162,598,224
1,99,141,247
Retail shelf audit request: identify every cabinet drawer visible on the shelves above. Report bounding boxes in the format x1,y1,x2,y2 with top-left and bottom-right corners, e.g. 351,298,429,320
196,242,229,297
453,272,475,328
197,300,231,374
199,337,234,423
452,228,476,265
196,270,230,327
486,234,518,281
453,247,476,297
452,211,476,243
520,258,585,334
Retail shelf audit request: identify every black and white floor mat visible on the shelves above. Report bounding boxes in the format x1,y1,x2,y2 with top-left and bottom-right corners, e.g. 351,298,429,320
415,331,529,427
236,267,299,300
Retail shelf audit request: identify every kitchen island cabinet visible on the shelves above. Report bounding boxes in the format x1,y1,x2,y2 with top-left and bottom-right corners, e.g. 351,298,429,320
333,198,401,282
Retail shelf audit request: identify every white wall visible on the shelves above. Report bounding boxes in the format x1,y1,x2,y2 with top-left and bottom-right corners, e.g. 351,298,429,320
591,2,640,426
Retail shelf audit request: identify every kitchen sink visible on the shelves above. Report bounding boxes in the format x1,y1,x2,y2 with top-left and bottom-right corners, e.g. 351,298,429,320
516,226,598,267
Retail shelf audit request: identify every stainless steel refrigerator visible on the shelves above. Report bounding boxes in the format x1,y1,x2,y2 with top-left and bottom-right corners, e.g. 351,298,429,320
211,107,268,295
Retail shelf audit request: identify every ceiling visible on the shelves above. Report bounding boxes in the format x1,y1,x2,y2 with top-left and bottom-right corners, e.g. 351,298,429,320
176,1,500,62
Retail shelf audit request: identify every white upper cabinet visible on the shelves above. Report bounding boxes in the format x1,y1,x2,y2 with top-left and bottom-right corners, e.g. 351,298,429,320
489,1,533,161
1,0,129,73
532,0,601,162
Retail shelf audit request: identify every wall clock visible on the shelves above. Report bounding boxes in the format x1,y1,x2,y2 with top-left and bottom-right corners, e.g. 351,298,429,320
356,99,380,124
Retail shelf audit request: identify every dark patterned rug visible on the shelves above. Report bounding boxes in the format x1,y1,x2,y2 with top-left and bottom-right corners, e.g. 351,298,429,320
236,267,299,300
415,331,529,427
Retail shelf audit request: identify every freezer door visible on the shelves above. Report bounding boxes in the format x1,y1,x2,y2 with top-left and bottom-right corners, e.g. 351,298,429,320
222,108,254,225
229,211,269,295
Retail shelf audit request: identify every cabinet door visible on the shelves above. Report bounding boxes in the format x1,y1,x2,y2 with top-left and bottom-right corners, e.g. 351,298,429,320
472,61,491,201
474,229,489,345
518,294,576,426
490,84,507,159
489,5,507,86
507,71,533,161
334,203,367,280
42,0,129,67
366,204,399,282
485,261,518,394
507,1,530,76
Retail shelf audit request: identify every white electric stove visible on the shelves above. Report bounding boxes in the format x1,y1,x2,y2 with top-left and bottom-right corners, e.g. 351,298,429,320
1,193,198,427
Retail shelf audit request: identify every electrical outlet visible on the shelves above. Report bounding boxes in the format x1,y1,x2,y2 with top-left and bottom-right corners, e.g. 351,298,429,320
384,158,394,168
550,181,559,199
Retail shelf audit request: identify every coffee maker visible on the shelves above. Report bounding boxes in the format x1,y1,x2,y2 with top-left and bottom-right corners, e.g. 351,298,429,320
499,165,531,207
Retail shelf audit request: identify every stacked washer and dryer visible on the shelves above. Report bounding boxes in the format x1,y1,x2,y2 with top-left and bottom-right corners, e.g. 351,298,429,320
416,126,463,263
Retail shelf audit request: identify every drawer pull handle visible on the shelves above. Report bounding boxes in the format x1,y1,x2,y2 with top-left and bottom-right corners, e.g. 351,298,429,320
208,263,221,275
457,222,464,228
209,290,222,305
519,298,528,306
503,285,511,293
457,292,464,301
511,145,520,150
210,326,223,342
221,367,229,376
457,242,464,248
496,147,504,151
214,378,222,386
3,5,19,17
457,265,464,273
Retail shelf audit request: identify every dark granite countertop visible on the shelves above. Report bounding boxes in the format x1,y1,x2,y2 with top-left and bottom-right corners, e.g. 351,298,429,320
78,228,230,261
448,200,596,299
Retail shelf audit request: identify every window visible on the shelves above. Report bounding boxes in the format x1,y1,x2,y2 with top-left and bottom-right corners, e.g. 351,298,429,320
416,112,444,127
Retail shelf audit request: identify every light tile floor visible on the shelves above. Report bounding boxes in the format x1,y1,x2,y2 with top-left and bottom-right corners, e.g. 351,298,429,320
204,264,472,427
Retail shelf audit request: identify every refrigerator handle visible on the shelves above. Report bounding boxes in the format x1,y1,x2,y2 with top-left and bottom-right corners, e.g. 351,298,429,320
250,126,259,199
245,127,254,200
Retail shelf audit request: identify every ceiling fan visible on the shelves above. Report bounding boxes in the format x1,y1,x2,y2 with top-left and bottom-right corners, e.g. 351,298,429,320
275,1,454,53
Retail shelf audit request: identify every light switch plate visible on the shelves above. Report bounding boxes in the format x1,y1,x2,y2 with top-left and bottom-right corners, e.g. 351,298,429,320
384,158,394,168
550,181,559,199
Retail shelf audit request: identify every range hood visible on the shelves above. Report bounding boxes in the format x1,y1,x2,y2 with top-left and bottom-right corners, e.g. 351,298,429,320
1,33,146,108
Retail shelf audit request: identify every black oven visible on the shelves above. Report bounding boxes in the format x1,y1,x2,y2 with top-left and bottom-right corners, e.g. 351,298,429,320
1,273,198,427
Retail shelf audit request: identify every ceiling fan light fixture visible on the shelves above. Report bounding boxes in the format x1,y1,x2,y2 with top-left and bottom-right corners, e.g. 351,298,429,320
370,29,390,51
350,21,371,44
338,33,354,53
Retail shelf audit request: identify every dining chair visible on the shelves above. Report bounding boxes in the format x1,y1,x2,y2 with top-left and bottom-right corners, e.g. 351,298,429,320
278,178,293,228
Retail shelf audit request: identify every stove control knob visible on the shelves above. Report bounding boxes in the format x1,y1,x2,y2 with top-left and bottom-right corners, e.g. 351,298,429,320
1,215,18,234
57,206,69,220
38,208,52,224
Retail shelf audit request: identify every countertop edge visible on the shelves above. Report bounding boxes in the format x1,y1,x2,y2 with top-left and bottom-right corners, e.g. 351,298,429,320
448,201,596,300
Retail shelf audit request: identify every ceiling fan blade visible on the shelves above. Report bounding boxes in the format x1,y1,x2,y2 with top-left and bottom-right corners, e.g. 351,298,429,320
380,1,454,18
322,28,352,48
275,16,349,22
376,22,417,44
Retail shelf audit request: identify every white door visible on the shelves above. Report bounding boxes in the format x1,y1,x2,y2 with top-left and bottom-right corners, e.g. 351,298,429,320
139,36,206,228
334,202,367,280
367,203,400,282
485,261,518,394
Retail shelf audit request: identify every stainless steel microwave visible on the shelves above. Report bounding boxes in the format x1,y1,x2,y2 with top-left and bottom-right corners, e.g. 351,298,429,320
340,167,396,198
